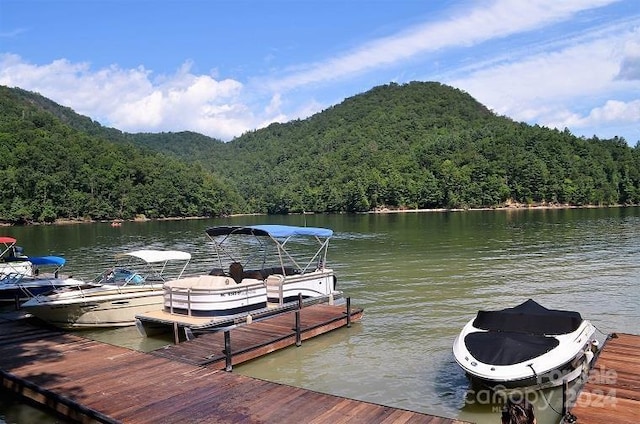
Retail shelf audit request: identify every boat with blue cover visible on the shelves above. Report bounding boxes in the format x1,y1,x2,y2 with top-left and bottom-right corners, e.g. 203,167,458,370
0,255,84,303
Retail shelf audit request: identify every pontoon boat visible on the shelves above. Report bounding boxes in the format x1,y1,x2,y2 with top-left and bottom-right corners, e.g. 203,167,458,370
162,225,340,317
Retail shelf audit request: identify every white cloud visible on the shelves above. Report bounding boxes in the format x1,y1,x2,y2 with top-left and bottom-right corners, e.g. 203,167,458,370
0,54,260,140
617,37,640,80
550,99,640,129
110,91,165,127
263,0,618,91
446,23,640,138
0,0,636,142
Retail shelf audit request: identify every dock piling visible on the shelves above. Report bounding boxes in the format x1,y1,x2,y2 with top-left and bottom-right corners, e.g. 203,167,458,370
172,322,179,344
295,293,302,346
562,380,568,417
224,330,232,371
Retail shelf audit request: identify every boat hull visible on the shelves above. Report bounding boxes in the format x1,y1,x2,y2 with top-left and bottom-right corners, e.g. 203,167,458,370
22,286,164,328
266,270,336,304
163,275,268,317
162,269,338,318
0,261,33,278
453,318,597,389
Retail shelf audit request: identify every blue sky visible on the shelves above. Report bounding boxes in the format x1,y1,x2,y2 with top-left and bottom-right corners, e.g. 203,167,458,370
1,0,639,144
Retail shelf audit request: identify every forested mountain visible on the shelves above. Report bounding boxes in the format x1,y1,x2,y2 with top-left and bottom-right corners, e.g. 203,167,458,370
133,82,639,214
129,131,227,164
216,82,500,213
0,86,243,223
1,82,638,224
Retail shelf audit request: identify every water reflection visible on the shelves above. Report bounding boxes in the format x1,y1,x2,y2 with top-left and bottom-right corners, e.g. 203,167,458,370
0,392,69,424
75,326,174,352
1,208,639,423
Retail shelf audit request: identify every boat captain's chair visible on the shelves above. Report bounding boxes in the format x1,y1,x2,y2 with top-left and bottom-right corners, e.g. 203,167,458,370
229,262,244,284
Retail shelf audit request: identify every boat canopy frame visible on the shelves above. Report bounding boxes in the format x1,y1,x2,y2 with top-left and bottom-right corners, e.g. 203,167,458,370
100,250,192,286
1,255,65,281
205,225,333,274
0,255,68,299
0,237,18,259
0,236,29,264
29,255,66,277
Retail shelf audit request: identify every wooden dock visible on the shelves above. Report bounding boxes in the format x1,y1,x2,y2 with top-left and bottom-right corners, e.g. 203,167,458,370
152,303,363,368
567,333,640,424
136,293,347,343
0,306,469,423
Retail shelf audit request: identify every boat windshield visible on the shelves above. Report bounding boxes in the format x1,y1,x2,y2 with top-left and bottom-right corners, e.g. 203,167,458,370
101,268,145,285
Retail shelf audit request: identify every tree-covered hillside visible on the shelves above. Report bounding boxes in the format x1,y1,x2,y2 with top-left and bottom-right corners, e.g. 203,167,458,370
1,82,638,224
140,81,639,213
0,86,243,223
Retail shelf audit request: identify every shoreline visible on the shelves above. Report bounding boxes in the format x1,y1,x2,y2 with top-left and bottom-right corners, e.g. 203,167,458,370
2,203,638,227
368,203,635,214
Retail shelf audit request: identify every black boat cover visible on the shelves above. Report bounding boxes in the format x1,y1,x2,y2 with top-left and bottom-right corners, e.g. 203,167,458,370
465,331,560,365
472,299,583,336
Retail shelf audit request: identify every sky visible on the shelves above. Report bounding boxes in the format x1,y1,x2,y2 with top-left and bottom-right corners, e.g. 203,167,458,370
1,0,639,145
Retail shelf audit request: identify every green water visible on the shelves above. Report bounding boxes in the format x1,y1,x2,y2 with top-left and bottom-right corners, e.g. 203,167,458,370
2,208,639,424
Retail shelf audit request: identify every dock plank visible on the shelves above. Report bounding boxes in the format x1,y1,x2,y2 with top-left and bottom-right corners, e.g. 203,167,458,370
0,306,468,423
152,303,363,368
569,333,640,424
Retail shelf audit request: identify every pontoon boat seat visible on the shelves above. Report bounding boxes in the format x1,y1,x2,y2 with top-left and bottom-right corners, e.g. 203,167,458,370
208,268,225,276
229,262,244,284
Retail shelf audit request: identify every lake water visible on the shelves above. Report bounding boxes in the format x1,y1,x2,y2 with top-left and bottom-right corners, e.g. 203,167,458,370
1,207,639,424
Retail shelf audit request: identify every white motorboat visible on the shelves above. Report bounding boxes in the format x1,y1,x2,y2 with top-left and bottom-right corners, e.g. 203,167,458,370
162,225,340,318
0,236,32,277
0,255,85,303
453,299,597,390
22,250,191,328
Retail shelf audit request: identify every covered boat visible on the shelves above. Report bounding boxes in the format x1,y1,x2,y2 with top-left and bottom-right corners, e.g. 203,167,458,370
22,250,191,328
453,299,597,389
162,225,340,317
0,255,85,303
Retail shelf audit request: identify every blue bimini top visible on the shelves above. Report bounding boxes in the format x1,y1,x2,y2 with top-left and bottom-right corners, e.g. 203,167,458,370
28,256,66,267
205,225,333,238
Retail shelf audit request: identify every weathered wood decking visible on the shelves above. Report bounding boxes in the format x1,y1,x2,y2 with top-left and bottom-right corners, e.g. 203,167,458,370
0,306,469,423
136,293,349,343
568,333,640,424
153,303,362,368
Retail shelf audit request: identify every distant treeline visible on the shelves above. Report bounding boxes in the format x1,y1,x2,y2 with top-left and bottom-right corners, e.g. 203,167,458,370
1,82,638,224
